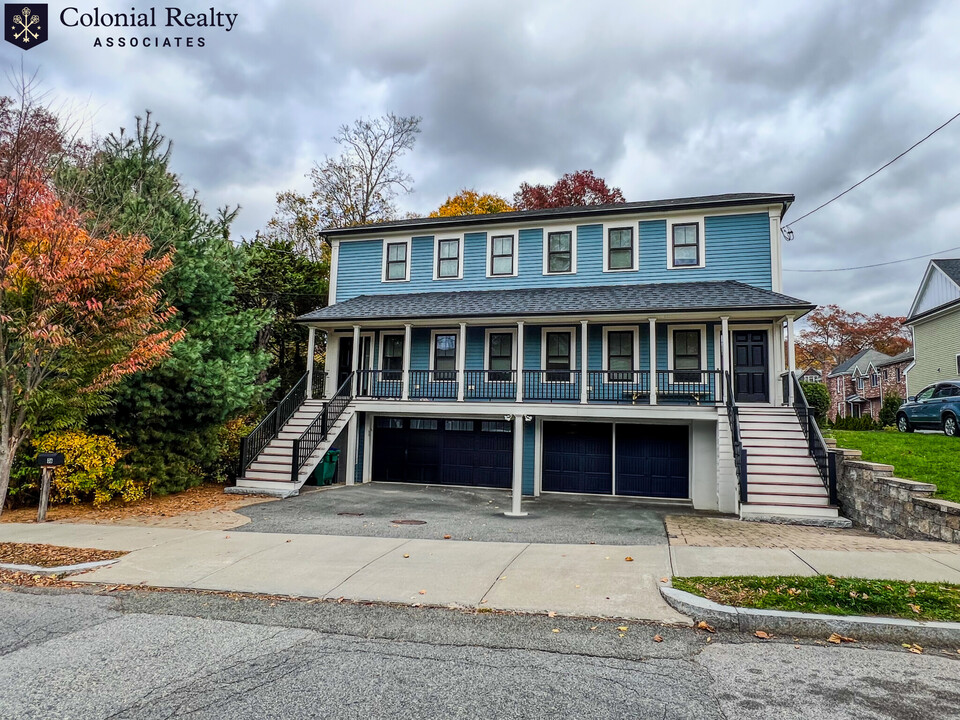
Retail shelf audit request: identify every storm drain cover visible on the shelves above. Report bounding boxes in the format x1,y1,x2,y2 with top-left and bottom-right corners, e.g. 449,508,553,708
337,512,364,517
392,519,427,525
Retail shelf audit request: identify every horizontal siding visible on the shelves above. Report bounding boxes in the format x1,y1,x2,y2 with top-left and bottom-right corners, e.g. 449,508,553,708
334,212,773,301
907,310,960,394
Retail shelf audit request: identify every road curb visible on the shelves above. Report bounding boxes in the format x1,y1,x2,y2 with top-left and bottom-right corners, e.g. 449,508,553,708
660,586,960,646
0,558,120,576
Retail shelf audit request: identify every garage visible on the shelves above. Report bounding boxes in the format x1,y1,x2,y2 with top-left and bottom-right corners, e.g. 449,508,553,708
615,424,689,498
372,417,512,488
542,421,613,494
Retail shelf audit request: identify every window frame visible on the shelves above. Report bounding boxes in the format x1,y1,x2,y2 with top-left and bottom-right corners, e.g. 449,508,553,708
666,324,707,383
957,354,960,376
542,226,577,275
433,235,463,281
429,329,458,379
486,231,518,278
378,332,405,380
666,217,706,270
381,238,411,282
483,328,517,381
602,326,640,382
603,224,637,272
540,326,576,383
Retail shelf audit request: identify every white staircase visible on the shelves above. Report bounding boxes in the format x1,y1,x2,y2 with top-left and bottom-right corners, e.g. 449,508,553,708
736,406,844,523
230,400,355,498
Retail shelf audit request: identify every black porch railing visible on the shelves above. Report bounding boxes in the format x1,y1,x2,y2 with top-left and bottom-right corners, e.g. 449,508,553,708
725,371,748,504
409,369,458,400
790,371,837,504
587,370,652,403
355,369,402,398
238,373,308,476
463,369,516,400
292,372,354,483
656,370,722,404
522,369,581,402
311,371,325,400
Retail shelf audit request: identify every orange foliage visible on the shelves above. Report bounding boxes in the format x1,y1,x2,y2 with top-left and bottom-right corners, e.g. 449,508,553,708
429,189,513,218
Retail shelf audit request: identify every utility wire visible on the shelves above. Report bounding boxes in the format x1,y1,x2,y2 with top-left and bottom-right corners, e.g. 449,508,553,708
784,244,960,273
784,109,960,230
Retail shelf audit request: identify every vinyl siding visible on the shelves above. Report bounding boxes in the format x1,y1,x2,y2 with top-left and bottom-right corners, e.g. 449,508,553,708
907,309,960,394
334,212,773,302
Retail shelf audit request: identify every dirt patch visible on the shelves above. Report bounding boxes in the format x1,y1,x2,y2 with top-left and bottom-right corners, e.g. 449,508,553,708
0,484,276,531
0,542,126,568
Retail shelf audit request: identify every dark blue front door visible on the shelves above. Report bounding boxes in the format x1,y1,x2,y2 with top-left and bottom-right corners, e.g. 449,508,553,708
542,422,613,494
615,424,689,498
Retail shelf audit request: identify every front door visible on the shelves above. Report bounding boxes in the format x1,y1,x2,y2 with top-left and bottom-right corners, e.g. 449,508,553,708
733,330,768,403
336,335,373,394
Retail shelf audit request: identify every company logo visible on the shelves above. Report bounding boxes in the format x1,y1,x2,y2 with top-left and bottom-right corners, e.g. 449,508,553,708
5,4,47,49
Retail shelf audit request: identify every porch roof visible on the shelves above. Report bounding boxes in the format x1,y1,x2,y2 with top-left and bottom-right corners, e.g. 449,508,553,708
297,280,814,324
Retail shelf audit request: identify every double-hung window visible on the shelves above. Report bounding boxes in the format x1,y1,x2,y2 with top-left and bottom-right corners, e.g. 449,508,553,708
672,223,700,267
433,333,457,380
606,227,634,271
672,329,701,383
871,373,879,388
546,231,573,273
490,235,514,276
488,332,514,381
437,238,460,279
382,335,404,381
385,242,408,281
607,330,634,382
545,331,573,382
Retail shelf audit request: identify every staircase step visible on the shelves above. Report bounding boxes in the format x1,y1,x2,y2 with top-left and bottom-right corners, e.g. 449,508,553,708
744,447,810,458
245,468,296,481
748,490,829,506
740,503,841,520
741,437,809,448
747,464,821,477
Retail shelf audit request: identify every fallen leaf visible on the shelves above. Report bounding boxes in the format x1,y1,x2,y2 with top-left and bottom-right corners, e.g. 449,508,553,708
574,584,580,589
909,645,924,655
552,629,560,633
418,590,426,595
285,540,292,543
618,633,625,638
908,585,917,597
697,621,715,633
660,577,669,583
754,630,772,640
908,603,922,614
653,634,663,642
706,637,712,643
547,611,557,618
828,633,856,644
443,535,452,540
589,626,598,631
624,556,634,562
403,554,410,558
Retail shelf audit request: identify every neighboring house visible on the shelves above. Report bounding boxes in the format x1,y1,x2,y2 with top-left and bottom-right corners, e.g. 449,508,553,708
826,349,912,421
235,192,843,521
905,258,960,397
799,367,822,384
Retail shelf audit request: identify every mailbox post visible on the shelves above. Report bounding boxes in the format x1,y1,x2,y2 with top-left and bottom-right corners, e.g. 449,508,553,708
35,452,65,523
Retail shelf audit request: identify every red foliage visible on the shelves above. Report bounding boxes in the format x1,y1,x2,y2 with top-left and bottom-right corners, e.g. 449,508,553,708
513,170,626,210
796,304,912,373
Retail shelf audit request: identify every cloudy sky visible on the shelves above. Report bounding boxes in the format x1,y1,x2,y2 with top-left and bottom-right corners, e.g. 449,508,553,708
3,0,959,316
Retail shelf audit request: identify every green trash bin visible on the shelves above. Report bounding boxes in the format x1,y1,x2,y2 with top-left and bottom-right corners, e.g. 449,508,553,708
318,448,340,486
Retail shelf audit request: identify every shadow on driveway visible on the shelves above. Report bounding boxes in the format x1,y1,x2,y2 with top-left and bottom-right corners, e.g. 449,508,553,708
235,483,691,545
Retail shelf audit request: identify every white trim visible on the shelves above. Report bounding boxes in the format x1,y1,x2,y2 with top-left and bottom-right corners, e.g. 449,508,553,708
602,222,638,272
533,416,543,496
428,329,459,371
601,326,641,376
328,239,340,305
432,234,464,281
666,324,709,374
362,413,374,483
542,226,577,275
483,327,518,372
486,229,519,278
769,207,783,293
666,216,706,270
540,326,577,382
728,323,775,403
381,237,411,283
378,331,405,370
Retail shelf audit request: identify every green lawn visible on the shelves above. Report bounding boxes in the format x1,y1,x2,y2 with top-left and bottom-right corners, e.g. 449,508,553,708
673,576,960,622
830,429,960,504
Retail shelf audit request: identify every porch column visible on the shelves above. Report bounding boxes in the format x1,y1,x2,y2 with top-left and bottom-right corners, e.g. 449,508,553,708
323,332,335,399
457,322,466,402
648,318,658,405
516,321,525,403
504,414,527,517
350,324,360,396
786,316,796,404
344,413,358,486
305,327,316,399
720,316,730,402
402,323,412,401
580,320,589,404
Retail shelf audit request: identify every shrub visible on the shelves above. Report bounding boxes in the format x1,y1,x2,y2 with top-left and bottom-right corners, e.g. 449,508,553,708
212,415,257,484
799,381,830,426
879,393,904,428
831,415,881,431
34,431,142,506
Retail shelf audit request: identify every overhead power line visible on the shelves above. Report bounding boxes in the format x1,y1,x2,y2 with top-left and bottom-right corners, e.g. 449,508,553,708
783,109,960,233
784,244,960,273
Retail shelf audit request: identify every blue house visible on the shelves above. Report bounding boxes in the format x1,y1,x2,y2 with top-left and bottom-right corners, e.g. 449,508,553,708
236,192,840,521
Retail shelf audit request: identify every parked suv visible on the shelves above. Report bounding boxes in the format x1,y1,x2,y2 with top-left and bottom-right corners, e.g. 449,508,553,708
897,381,960,437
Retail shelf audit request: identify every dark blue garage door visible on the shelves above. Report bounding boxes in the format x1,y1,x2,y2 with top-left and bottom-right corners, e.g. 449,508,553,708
372,417,512,488
542,422,613,494
615,424,689,498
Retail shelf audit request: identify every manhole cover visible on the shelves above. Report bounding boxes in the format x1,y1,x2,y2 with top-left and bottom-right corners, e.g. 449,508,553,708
392,519,427,525
337,512,364,517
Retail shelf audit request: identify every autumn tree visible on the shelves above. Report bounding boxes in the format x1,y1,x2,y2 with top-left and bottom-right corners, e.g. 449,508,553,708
796,305,912,373
513,169,625,210
429,189,513,218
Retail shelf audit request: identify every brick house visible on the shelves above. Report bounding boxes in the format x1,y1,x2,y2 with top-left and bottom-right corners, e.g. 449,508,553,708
826,348,912,421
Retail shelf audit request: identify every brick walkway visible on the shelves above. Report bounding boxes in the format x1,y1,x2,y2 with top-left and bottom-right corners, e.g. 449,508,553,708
665,515,960,553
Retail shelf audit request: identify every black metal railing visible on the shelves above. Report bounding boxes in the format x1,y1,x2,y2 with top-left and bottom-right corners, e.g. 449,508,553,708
725,371,748,504
523,369,581,402
587,370,652,403
355,369,402,398
409,369,458,400
292,373,354,483
790,371,837,504
463,369,517,400
238,373,308,476
780,371,791,407
656,370,722,404
311,371,325,400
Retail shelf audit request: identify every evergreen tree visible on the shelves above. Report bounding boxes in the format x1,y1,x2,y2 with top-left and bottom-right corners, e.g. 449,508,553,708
61,115,271,492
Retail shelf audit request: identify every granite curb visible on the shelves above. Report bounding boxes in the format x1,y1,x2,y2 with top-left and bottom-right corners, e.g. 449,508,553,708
660,586,960,646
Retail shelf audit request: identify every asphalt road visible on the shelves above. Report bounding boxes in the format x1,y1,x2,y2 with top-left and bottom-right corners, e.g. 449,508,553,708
1,587,957,719
236,483,677,545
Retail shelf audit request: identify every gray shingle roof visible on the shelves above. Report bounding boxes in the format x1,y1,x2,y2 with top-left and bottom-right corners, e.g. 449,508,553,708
322,192,794,237
297,280,813,324
932,258,960,285
828,349,895,377
875,349,913,367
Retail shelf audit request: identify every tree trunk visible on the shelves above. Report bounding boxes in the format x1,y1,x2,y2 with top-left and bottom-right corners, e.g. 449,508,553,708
0,443,16,518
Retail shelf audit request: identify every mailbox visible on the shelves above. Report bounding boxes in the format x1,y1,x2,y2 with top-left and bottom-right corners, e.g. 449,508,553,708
36,452,65,467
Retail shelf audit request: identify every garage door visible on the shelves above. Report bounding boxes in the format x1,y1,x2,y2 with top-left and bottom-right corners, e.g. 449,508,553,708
372,417,512,488
542,422,613,494
615,424,689,498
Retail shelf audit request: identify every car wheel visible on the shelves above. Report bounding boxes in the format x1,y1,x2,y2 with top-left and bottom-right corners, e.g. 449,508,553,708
944,414,959,438
897,414,913,433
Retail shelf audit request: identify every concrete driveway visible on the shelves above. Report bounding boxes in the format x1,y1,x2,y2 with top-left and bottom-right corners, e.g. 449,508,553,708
236,483,683,545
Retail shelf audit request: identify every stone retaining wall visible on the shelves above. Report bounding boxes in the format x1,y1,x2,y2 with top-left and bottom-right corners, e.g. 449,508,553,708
830,447,960,544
